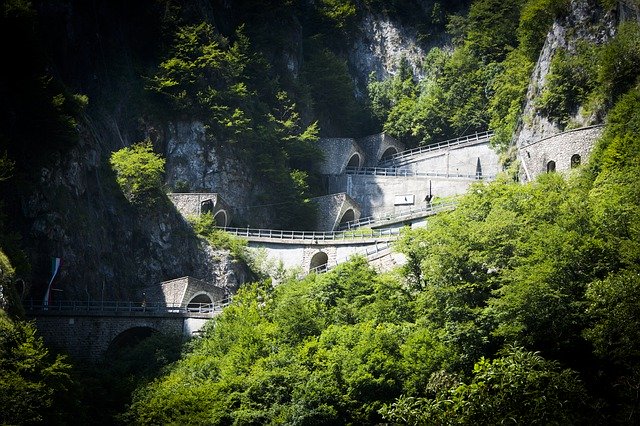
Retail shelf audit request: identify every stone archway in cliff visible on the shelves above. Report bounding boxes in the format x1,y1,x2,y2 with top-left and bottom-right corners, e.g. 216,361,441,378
213,210,228,227
106,326,158,359
187,293,213,311
338,209,355,228
201,199,214,215
380,147,398,162
347,153,362,169
309,251,329,273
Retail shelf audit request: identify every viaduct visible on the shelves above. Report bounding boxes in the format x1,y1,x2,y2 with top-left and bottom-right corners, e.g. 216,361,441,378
27,126,603,362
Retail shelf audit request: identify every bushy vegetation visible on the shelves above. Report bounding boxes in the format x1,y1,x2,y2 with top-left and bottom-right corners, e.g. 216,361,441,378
0,250,77,425
123,82,640,423
189,212,248,260
148,19,321,228
109,141,166,205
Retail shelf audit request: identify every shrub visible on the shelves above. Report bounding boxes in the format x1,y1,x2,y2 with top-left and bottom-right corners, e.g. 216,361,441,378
110,141,165,205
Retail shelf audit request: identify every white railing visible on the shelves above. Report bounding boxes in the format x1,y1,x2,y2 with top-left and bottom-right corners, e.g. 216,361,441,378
379,131,493,167
307,241,394,275
338,201,457,230
26,298,231,314
217,226,401,241
346,167,491,180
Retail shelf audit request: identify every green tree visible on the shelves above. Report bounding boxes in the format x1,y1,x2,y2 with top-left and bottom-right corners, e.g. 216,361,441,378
0,311,76,425
110,141,165,205
382,347,588,425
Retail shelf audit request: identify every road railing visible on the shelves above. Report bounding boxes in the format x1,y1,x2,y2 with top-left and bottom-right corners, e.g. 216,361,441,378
217,226,401,241
345,167,492,180
379,131,493,167
25,298,231,315
338,201,457,230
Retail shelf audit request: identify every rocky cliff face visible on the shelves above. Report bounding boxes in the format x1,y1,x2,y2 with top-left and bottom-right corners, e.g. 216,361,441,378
162,121,273,227
516,0,617,146
350,13,431,96
19,124,251,301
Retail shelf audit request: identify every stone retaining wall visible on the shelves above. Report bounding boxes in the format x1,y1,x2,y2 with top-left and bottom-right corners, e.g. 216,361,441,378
518,125,603,181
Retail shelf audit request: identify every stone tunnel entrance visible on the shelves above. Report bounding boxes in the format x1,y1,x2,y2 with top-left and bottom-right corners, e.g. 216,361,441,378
213,210,228,227
188,293,213,310
106,326,158,359
347,153,361,169
310,251,329,273
380,147,397,162
338,209,355,228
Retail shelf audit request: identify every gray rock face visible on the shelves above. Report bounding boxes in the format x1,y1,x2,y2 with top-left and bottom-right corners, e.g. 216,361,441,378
19,122,251,302
350,14,430,96
163,121,273,227
516,0,616,146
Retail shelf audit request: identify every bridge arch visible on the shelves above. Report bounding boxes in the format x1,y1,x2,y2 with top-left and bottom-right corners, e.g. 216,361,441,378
309,251,329,273
200,199,214,215
347,153,362,169
106,326,159,358
213,209,229,227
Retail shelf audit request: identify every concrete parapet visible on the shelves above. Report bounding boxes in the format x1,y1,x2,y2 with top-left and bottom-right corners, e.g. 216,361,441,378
167,193,232,226
518,125,603,182
400,141,500,178
312,193,362,231
327,174,480,217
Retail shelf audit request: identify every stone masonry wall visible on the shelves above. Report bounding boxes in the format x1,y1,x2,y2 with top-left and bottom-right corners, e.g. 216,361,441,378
518,125,603,182
33,314,187,361
358,133,405,167
318,138,366,175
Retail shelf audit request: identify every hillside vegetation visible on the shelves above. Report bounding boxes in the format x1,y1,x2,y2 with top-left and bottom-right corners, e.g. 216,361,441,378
1,0,640,424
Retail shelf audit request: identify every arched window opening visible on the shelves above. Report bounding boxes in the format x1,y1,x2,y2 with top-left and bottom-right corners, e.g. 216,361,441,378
201,199,214,215
546,160,556,173
571,154,581,168
188,293,213,311
347,153,361,169
380,147,397,162
338,209,355,228
213,210,228,227
106,327,157,359
309,252,329,273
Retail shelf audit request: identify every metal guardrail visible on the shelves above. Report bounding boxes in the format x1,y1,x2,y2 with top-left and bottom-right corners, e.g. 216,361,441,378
217,226,401,241
338,201,457,230
346,167,492,180
26,298,231,314
379,131,493,167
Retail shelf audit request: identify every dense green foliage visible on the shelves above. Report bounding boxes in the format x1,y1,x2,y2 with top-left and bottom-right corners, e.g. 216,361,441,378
189,212,248,260
0,250,77,425
124,77,640,423
109,141,166,205
148,20,320,228
368,0,610,150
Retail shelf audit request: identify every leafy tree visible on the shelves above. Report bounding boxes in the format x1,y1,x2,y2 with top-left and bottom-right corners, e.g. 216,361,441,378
109,141,165,205
382,347,588,425
0,310,76,425
598,21,640,104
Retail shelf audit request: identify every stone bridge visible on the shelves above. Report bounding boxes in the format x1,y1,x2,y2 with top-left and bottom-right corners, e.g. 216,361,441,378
26,302,221,362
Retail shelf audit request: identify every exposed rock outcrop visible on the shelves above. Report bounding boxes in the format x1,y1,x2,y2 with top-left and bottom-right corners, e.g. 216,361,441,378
515,0,617,146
